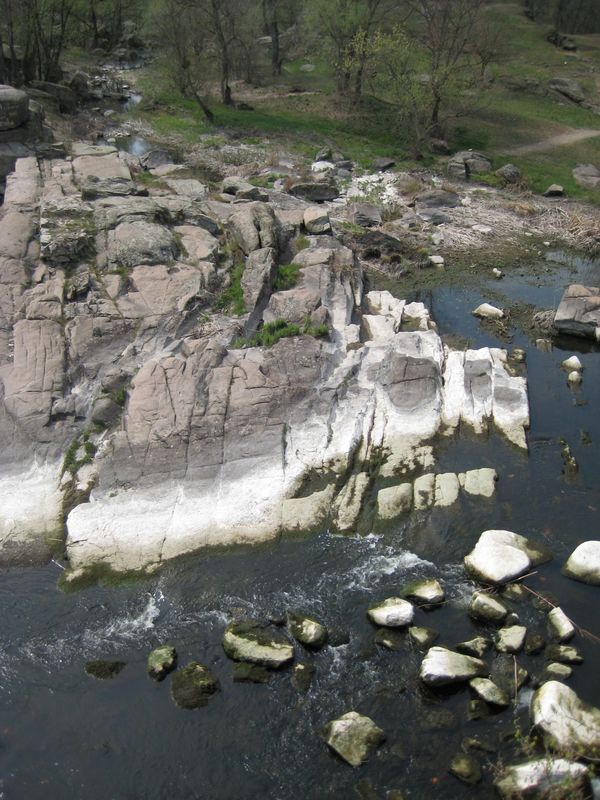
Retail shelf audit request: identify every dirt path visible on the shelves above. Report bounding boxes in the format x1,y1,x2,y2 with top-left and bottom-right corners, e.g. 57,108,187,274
500,128,600,156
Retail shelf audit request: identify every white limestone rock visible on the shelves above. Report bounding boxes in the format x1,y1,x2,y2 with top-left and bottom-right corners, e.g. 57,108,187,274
563,542,600,585
403,578,445,606
376,483,413,519
322,711,385,767
495,758,589,799
420,646,487,687
461,468,497,498
473,303,504,320
434,472,460,507
368,597,415,628
470,677,509,707
495,625,527,653
547,607,575,642
562,355,583,371
222,620,294,668
531,682,600,758
414,473,435,509
469,592,508,624
464,529,552,585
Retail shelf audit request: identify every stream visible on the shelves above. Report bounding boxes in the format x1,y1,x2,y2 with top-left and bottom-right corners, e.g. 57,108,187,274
0,253,599,799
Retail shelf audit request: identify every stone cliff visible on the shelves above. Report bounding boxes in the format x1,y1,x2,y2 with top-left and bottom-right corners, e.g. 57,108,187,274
0,132,530,576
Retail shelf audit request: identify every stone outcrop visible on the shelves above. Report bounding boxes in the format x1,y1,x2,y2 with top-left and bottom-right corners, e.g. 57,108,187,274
531,682,600,758
562,541,600,585
0,149,530,574
554,284,600,341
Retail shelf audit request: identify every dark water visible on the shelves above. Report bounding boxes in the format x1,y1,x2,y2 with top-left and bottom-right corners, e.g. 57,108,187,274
1,254,599,799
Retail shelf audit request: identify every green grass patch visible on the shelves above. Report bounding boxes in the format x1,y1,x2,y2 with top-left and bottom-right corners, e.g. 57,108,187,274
233,318,330,349
216,260,246,316
274,263,300,291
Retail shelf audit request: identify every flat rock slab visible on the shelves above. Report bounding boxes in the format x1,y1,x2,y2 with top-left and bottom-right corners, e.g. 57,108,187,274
222,620,294,668
554,284,600,341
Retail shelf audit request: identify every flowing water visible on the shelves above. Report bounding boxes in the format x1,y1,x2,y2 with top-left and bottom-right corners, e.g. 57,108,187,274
1,253,599,799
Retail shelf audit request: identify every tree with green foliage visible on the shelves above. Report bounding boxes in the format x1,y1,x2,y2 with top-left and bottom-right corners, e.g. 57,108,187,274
304,0,404,96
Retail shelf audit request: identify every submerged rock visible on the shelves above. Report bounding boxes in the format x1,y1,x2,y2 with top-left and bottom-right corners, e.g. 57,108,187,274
147,645,177,680
420,646,487,687
222,619,294,668
562,541,600,585
368,598,414,628
495,758,589,799
449,753,482,785
287,612,328,650
374,628,405,651
408,626,439,650
171,662,220,709
531,681,600,758
464,529,552,585
322,711,385,767
291,662,315,692
232,662,271,683
84,659,126,679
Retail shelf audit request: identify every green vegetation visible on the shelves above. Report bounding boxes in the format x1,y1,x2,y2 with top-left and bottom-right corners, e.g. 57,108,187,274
216,260,246,316
232,318,329,349
274,263,300,291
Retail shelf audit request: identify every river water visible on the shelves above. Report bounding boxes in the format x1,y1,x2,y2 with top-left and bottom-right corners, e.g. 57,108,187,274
0,252,599,799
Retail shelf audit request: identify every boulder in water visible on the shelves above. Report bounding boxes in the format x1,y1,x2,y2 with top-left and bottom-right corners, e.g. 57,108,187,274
562,541,600,585
322,711,385,767
468,591,509,624
222,619,294,668
469,677,509,707
287,612,328,650
147,645,177,680
531,681,600,757
464,529,552,585
403,578,444,606
449,753,482,785
367,597,414,628
547,607,575,642
171,662,220,709
495,758,589,799
420,646,487,687
85,660,126,679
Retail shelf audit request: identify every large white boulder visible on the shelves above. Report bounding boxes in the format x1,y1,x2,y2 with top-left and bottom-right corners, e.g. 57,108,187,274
464,529,552,585
563,541,600,585
368,597,414,628
495,758,589,799
420,646,487,687
531,681,600,758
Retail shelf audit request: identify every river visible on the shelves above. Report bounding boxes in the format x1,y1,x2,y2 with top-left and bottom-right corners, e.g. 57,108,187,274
0,251,599,799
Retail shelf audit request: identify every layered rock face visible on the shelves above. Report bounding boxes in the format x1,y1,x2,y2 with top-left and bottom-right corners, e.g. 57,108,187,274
0,146,530,574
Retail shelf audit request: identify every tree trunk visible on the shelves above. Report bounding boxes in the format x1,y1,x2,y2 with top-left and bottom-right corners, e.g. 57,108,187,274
192,89,215,123
210,0,233,105
263,0,281,76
